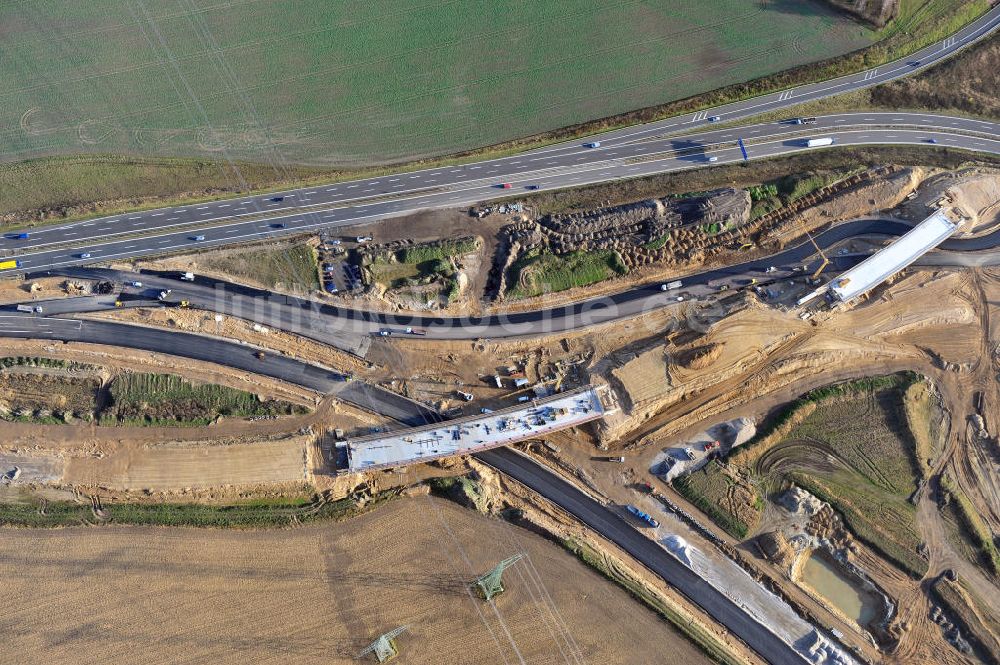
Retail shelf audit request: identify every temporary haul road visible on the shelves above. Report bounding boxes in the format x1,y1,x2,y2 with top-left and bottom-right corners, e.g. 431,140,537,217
25,218,1000,350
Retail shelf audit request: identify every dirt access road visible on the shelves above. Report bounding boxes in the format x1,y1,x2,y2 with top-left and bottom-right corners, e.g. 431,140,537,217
0,497,712,665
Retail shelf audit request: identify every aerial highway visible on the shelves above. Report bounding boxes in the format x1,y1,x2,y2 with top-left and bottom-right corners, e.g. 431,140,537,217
2,122,998,275
0,3,996,270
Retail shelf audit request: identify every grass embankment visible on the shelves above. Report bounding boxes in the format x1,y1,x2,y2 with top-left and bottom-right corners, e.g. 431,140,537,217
940,475,1000,575
507,248,627,298
198,242,319,292
562,537,746,665
2,1,989,231
748,167,865,220
102,372,307,427
675,373,930,577
367,237,479,303
0,490,396,529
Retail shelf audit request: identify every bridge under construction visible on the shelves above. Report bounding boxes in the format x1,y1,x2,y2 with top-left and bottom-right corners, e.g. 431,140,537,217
336,385,614,473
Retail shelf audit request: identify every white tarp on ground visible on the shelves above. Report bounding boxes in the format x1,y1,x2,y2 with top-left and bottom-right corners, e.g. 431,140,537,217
829,209,959,302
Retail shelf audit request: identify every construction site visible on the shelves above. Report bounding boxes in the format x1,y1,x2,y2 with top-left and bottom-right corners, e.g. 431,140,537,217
2,156,999,663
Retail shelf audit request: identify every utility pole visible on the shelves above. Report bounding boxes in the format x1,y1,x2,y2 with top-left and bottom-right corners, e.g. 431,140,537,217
356,626,408,663
472,553,525,601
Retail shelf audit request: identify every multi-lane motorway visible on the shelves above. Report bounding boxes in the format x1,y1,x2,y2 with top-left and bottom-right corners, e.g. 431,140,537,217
3,121,999,274
1,3,998,273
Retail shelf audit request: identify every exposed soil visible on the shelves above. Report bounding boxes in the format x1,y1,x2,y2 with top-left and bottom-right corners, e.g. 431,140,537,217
0,497,714,665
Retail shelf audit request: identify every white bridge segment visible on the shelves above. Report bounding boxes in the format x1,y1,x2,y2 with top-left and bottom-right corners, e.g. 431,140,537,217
341,386,608,472
829,209,960,302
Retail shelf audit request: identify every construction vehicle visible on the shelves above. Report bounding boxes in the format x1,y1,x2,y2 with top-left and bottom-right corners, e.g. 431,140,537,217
157,290,171,301
803,229,830,280
0,259,21,271
704,440,721,452
456,390,474,401
602,456,626,463
178,300,190,308
626,504,660,528
114,300,123,307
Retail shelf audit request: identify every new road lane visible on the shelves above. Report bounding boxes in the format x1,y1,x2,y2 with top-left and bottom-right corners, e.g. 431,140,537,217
5,123,1000,275
477,448,813,665
0,314,435,426
1,3,997,265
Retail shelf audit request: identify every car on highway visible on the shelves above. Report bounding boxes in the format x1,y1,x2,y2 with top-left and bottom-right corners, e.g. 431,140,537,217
525,184,540,190
270,223,285,229
584,141,601,148
908,60,921,66
329,239,342,245
707,156,718,162
269,196,285,202
378,329,392,336
255,351,266,360
79,252,91,259
191,235,206,241
15,232,29,240
926,138,938,144
498,183,512,189
126,280,142,288
764,266,777,273
708,115,721,122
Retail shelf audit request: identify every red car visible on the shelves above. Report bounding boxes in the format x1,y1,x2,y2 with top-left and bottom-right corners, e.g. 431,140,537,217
499,183,512,189
705,440,721,452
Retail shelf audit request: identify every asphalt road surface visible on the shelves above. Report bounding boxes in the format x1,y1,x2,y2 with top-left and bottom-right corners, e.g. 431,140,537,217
477,448,814,665
27,217,1000,343
0,314,433,425
4,121,998,276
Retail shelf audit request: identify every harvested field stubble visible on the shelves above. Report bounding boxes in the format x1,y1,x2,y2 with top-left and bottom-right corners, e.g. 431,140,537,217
0,498,713,664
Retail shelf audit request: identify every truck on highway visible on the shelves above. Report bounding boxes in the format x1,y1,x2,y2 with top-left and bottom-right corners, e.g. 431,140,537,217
15,304,40,313
404,327,426,336
0,259,21,271
791,117,817,125
626,504,660,528
805,137,835,148
180,272,195,281
660,280,682,291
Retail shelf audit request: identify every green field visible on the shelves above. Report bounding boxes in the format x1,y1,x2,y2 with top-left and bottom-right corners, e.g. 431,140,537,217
0,1,872,167
103,372,308,426
198,241,319,293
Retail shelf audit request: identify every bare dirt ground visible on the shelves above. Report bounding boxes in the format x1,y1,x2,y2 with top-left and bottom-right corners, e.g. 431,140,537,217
0,496,713,665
